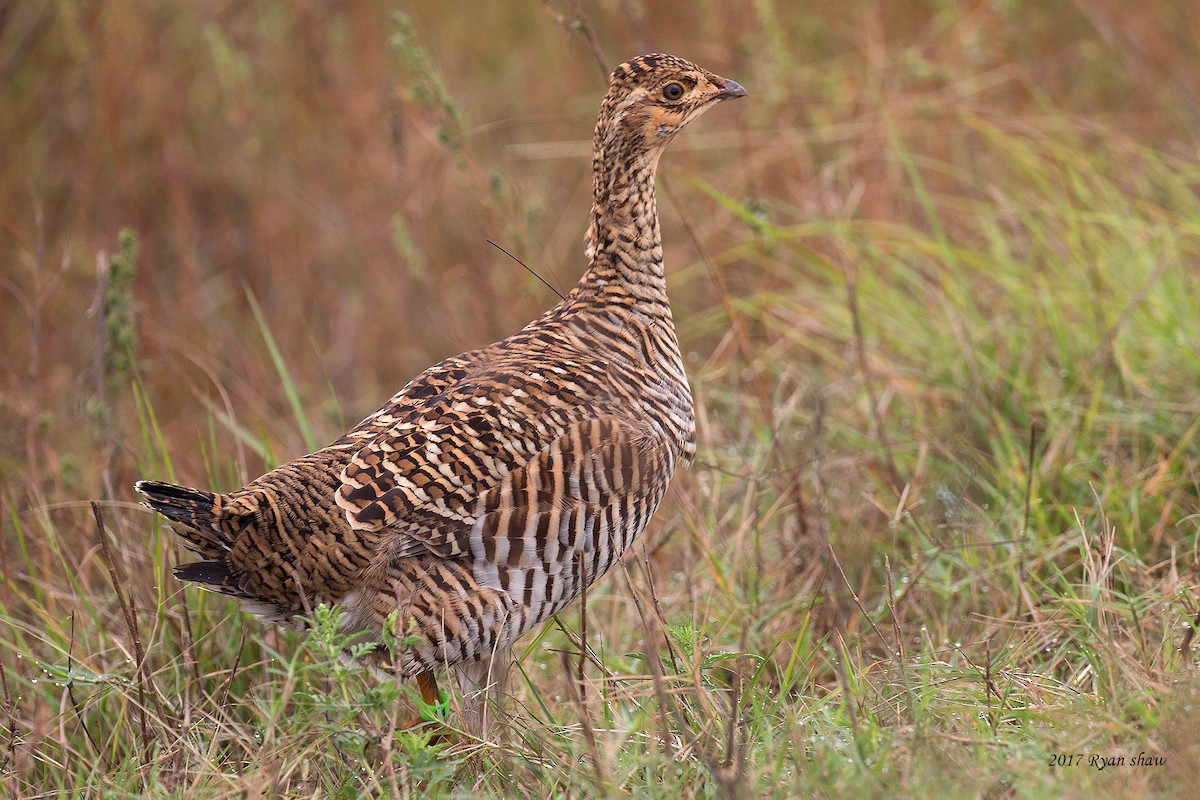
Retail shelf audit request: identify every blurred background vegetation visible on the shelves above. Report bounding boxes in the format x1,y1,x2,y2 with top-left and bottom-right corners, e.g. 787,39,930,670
3,1,1200,796
4,0,1197,497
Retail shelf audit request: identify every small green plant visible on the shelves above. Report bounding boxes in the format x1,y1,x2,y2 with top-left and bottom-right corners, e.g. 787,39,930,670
103,228,139,402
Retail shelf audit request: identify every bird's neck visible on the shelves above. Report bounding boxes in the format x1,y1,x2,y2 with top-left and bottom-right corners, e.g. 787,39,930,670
576,142,669,309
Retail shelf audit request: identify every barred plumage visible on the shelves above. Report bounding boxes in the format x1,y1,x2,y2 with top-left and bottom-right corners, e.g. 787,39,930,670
137,53,745,729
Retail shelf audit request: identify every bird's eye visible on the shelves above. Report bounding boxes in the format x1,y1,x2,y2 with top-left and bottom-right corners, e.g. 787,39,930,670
662,82,685,101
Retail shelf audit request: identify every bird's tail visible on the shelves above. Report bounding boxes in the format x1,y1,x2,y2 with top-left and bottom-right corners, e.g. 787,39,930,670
135,480,234,562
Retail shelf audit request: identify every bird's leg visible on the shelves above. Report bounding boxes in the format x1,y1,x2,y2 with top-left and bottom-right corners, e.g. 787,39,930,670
402,670,449,734
416,671,441,712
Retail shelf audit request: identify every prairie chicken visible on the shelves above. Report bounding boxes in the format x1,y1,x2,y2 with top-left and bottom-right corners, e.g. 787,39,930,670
137,53,746,730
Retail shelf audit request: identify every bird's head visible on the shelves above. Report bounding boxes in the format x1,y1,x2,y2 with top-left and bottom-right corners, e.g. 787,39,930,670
594,53,747,163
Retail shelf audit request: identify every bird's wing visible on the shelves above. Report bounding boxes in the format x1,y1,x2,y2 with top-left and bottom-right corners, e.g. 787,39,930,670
464,415,674,602
335,358,666,562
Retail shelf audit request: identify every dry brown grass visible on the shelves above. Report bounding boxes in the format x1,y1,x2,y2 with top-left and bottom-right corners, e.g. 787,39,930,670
3,1,1200,796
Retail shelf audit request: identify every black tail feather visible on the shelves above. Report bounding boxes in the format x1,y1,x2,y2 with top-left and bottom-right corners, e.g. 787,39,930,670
140,482,280,612
135,479,232,560
135,479,216,526
174,561,243,594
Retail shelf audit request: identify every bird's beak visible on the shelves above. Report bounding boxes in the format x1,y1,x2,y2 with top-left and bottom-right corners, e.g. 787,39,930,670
716,79,748,101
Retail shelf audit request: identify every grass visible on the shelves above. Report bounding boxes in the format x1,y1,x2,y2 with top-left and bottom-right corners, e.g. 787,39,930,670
2,0,1200,796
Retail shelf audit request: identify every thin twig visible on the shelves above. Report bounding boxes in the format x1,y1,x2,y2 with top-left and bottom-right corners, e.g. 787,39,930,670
65,611,108,773
540,0,608,78
0,658,16,774
984,639,997,734
561,650,611,797
828,546,890,653
627,563,732,790
549,618,609,676
1015,420,1041,618
638,547,681,673
883,557,905,664
91,501,151,757
577,545,589,712
724,625,751,789
176,585,199,719
620,562,676,759
219,630,247,712
883,555,914,726
487,239,566,301
380,586,406,797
